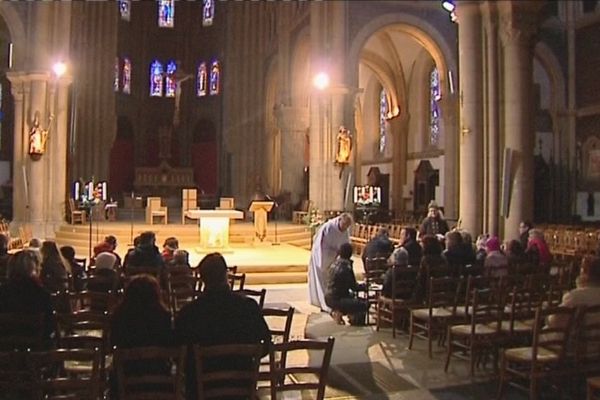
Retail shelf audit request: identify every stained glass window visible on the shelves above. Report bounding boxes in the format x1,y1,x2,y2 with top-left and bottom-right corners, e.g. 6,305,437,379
158,0,174,28
197,62,208,97
119,0,131,21
150,60,164,97
430,67,441,145
165,60,177,98
114,57,120,92
209,60,220,95
379,89,389,153
203,0,215,26
123,58,131,94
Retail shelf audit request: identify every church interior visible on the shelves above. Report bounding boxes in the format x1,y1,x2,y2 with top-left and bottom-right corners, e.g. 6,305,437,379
1,0,600,399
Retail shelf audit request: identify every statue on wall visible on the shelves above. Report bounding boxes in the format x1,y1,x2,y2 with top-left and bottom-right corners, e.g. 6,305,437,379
335,126,352,165
29,111,52,161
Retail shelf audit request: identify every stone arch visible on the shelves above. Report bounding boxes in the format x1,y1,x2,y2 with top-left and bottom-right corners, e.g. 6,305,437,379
348,13,457,104
0,3,26,70
289,26,310,108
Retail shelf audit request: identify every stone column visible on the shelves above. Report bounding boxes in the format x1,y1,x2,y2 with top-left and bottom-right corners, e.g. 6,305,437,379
389,113,409,212
499,2,540,239
49,76,73,230
309,1,348,212
275,106,309,204
457,1,484,235
482,2,500,235
6,73,26,225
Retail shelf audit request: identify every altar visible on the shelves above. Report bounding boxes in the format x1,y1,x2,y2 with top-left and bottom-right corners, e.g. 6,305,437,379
185,209,244,252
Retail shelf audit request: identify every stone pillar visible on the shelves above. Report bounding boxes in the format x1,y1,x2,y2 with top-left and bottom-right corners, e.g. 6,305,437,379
49,76,73,230
389,113,409,212
482,2,500,235
6,73,26,225
499,2,540,239
457,1,484,235
309,2,348,212
275,106,309,204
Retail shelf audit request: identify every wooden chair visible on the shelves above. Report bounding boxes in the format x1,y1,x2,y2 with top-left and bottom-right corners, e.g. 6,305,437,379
181,188,198,224
69,290,117,313
69,198,86,224
575,304,600,374
258,307,295,387
0,351,39,398
168,274,201,314
361,257,388,324
114,346,186,400
497,306,576,400
376,265,419,337
236,288,267,309
269,337,335,400
228,272,246,291
445,287,504,376
408,277,462,358
146,196,168,225
33,348,102,400
192,343,263,400
217,197,235,210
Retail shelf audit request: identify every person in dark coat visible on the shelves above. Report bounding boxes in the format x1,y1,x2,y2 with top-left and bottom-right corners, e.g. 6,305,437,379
40,240,69,294
60,245,87,291
519,220,533,250
124,231,165,274
93,235,122,268
419,201,449,238
326,243,368,325
0,250,55,349
398,227,422,267
0,233,11,279
175,252,270,400
361,227,394,267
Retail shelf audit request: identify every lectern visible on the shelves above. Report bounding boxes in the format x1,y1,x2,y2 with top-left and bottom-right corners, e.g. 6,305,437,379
249,201,274,242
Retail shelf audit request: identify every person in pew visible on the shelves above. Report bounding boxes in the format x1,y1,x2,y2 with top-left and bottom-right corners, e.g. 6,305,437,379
60,245,87,291
505,239,527,266
325,242,368,325
443,230,473,276
123,235,141,269
419,201,449,240
413,235,449,303
110,274,174,397
124,231,165,274
382,247,418,299
308,212,353,313
40,240,70,294
519,220,534,249
161,237,179,265
169,249,192,276
175,252,270,399
398,227,422,267
93,235,122,268
88,252,121,293
483,236,509,277
361,227,394,268
0,250,55,349
525,228,552,272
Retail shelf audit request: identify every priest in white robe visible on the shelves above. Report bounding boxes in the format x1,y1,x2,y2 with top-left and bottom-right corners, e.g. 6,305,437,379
308,213,353,312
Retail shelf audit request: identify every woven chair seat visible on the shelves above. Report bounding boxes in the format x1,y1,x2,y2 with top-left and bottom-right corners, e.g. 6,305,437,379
504,346,559,363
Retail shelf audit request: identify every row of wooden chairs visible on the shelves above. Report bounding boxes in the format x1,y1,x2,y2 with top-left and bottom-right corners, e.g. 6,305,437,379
542,226,600,258
0,338,335,400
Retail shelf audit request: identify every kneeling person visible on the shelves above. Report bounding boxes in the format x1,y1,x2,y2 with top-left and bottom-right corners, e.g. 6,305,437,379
325,243,368,325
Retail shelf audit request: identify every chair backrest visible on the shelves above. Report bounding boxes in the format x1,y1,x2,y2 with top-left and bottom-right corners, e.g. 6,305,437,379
269,337,335,400
236,288,267,309
168,274,201,314
364,257,388,275
575,304,600,365
74,257,87,272
192,343,263,400
114,345,186,400
468,288,503,329
69,290,117,313
427,277,461,311
262,307,295,345
33,348,101,400
388,265,419,300
182,188,197,211
228,272,246,291
219,197,235,209
532,306,576,363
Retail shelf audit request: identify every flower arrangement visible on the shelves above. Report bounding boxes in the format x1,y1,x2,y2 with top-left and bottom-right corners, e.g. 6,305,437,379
303,206,323,231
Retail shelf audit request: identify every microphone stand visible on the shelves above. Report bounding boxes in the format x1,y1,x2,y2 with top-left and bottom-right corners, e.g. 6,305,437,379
272,199,280,246
128,191,135,246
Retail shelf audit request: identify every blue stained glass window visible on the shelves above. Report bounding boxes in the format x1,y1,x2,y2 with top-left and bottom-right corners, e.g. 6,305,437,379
114,57,120,92
203,0,215,27
197,62,208,97
165,60,177,98
379,89,388,153
430,67,441,145
150,60,163,97
158,0,174,28
119,0,131,21
209,60,220,95
123,58,131,94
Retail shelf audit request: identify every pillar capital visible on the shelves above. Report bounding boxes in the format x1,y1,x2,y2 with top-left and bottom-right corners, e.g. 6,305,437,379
498,2,542,47
275,106,309,132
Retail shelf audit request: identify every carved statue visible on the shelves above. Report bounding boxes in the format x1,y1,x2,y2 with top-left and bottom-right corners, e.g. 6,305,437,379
29,111,52,160
335,126,352,165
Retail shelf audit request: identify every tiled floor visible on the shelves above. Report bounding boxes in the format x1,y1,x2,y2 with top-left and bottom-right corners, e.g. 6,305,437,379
258,284,575,400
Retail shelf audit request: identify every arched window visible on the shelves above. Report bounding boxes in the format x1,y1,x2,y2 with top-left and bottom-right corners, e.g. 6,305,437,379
158,0,174,28
150,60,164,97
379,89,389,153
119,0,131,21
197,62,208,97
123,57,131,94
209,60,220,95
114,57,120,92
203,0,215,26
429,67,441,146
165,60,177,98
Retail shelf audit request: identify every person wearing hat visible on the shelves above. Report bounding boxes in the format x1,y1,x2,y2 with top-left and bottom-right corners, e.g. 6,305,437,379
419,200,449,239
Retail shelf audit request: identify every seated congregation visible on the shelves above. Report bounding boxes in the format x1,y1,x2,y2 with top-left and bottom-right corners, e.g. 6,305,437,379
0,231,332,399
